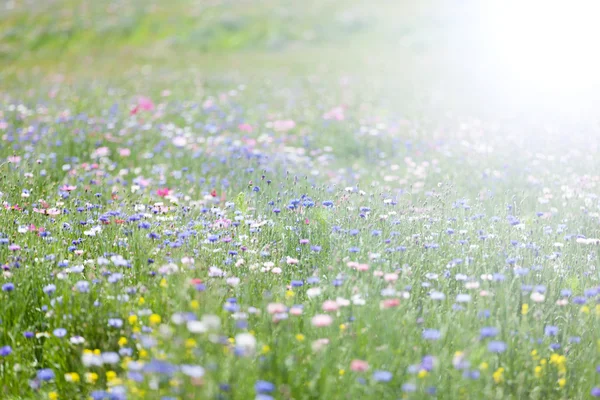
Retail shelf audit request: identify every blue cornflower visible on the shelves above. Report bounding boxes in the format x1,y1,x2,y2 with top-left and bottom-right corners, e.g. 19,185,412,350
422,329,441,340
255,380,275,393
487,341,507,353
480,327,498,339
544,325,559,336
0,345,12,356
372,370,393,382
37,368,55,381
53,328,67,338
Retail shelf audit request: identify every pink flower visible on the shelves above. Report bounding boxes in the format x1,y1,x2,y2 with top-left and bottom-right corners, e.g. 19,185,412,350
273,119,296,132
380,299,401,309
7,156,21,163
322,300,339,312
384,273,398,282
290,306,303,316
311,314,333,327
238,123,253,133
93,147,110,158
118,148,131,157
267,303,286,314
350,359,369,372
60,185,77,192
311,338,330,352
286,257,299,265
212,219,231,229
138,96,155,111
156,188,171,197
323,106,345,121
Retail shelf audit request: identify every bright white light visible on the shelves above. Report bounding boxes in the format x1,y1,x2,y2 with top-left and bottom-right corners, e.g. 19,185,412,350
482,0,600,96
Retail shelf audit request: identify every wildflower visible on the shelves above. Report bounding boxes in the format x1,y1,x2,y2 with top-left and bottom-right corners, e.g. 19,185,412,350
422,329,441,340
0,346,12,356
521,303,529,315
65,372,80,383
85,372,99,384
372,370,393,382
2,282,14,292
295,334,305,342
544,325,559,336
312,314,333,327
488,341,507,353
255,380,275,393
350,360,369,372
492,367,504,383
480,327,498,339
149,314,161,325
37,368,55,381
48,392,58,400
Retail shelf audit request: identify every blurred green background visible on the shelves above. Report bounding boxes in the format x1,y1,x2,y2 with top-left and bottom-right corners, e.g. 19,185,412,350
1,0,478,99
2,0,598,119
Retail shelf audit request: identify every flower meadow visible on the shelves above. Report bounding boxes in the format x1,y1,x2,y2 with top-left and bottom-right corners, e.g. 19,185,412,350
2,74,600,400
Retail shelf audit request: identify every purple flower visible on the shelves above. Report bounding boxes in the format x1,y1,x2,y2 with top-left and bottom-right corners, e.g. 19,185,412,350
592,387,600,397
53,328,67,338
0,345,12,356
255,380,275,393
488,341,507,353
37,368,55,381
43,284,56,295
372,370,393,382
422,329,441,340
2,283,14,292
480,327,498,339
544,325,558,336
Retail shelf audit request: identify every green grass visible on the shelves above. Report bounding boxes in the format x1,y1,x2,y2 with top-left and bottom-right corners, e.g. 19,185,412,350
2,1,600,400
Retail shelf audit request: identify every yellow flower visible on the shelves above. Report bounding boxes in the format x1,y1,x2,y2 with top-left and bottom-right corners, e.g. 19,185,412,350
262,345,271,354
128,315,138,325
121,357,131,370
534,366,543,378
160,278,167,287
596,304,600,316
93,349,101,356
296,334,305,342
521,303,529,315
479,362,489,371
185,339,197,348
339,324,346,331
418,369,428,379
85,372,99,384
492,367,504,384
581,305,590,314
339,369,345,376
118,337,128,347
139,349,148,359
540,359,547,366
65,372,80,383
558,378,566,388
48,392,58,400
190,300,199,310
285,290,294,299
149,314,161,325
106,371,117,382
138,297,145,305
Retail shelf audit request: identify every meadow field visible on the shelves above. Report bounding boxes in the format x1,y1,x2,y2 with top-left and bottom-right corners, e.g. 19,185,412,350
2,1,600,399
